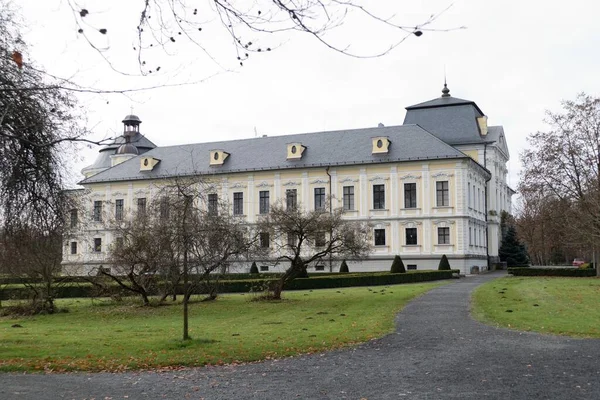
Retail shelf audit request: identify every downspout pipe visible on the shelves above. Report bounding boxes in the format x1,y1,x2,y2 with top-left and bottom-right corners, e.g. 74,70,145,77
326,166,333,272
483,144,491,270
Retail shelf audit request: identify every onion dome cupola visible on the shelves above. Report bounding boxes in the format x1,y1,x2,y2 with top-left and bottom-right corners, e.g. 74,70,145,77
81,113,157,179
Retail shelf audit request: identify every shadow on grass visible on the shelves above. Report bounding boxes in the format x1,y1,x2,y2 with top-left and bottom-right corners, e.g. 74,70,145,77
166,338,220,350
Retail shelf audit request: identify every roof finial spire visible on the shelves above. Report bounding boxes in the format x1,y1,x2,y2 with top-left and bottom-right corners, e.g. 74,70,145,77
441,66,450,97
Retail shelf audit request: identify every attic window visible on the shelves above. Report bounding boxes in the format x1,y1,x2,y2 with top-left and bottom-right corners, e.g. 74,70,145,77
210,150,229,166
372,137,391,154
140,157,160,171
287,143,306,160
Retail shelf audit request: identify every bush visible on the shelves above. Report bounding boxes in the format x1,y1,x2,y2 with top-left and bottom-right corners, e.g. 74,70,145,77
390,255,406,273
1,271,456,299
438,254,451,270
249,262,259,274
339,260,349,273
508,267,596,277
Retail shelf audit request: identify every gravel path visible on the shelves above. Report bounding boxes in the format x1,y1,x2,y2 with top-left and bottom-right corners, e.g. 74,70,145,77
2,272,600,399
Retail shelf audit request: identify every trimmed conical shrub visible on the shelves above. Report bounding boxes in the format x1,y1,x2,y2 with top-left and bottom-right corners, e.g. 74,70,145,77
390,255,406,273
249,261,259,274
438,254,451,270
339,260,349,273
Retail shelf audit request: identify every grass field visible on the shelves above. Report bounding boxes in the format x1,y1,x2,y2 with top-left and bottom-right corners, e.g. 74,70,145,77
0,281,448,372
471,276,600,338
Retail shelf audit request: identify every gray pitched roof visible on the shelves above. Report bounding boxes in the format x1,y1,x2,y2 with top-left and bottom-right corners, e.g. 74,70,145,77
84,134,156,172
487,126,510,158
81,124,476,184
404,99,487,145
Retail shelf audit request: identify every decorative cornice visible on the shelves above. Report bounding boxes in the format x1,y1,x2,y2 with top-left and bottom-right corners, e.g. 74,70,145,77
283,181,300,187
111,191,126,197
91,192,105,199
433,219,456,226
310,179,329,184
368,175,390,182
338,177,359,183
431,172,454,178
230,182,247,189
256,181,274,188
399,174,422,181
400,220,422,227
134,189,147,196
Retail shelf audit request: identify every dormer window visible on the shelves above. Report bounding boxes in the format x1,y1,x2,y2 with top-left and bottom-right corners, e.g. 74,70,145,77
372,137,391,154
287,143,306,160
477,116,488,136
210,150,230,166
140,156,161,171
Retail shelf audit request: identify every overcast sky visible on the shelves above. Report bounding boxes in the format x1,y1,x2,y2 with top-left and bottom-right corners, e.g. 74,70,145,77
17,0,600,190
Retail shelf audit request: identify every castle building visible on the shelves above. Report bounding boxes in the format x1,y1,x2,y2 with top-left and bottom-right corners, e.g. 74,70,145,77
63,86,514,275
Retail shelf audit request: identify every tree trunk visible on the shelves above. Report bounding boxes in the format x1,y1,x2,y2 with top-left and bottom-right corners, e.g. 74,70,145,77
183,247,190,340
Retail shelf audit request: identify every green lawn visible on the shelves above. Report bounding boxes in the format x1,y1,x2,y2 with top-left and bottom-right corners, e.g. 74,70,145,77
471,276,600,338
0,282,448,372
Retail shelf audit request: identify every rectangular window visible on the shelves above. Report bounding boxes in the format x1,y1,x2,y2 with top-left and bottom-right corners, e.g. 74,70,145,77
70,209,78,228
137,198,146,216
468,183,471,208
259,191,270,214
233,192,243,215
438,227,450,244
404,183,417,208
115,199,124,221
259,232,270,248
286,189,297,210
93,238,102,253
407,264,417,270
70,242,77,255
287,232,296,247
314,232,326,247
260,265,269,272
160,197,170,219
314,187,325,211
374,229,386,246
373,184,385,209
315,265,325,271
436,181,449,207
93,201,102,222
469,227,472,246
208,193,218,215
343,186,354,211
406,228,418,245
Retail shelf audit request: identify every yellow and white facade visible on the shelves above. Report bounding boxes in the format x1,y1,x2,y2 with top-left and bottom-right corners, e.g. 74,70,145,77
63,87,513,275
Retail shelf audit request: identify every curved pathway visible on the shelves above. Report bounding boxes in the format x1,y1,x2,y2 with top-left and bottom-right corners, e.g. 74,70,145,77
2,272,600,399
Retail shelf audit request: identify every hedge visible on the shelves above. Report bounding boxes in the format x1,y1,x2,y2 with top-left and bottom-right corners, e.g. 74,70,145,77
0,270,455,300
508,267,597,277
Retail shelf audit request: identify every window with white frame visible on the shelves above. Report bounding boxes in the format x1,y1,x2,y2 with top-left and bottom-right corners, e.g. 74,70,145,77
373,184,385,209
314,187,325,211
343,186,354,211
438,227,450,244
233,192,243,215
115,199,124,221
374,229,386,246
406,228,418,245
436,181,449,207
404,183,417,208
259,191,270,214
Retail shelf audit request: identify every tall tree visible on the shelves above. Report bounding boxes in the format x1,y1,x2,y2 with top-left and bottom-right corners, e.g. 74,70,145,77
499,226,530,267
520,93,600,274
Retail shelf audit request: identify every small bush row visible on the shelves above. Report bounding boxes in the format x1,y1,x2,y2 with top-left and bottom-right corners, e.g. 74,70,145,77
1,270,455,300
508,267,597,277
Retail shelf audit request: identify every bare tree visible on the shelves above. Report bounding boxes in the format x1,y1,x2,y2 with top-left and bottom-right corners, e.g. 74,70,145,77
257,199,371,299
520,93,600,274
103,204,181,306
68,1,462,75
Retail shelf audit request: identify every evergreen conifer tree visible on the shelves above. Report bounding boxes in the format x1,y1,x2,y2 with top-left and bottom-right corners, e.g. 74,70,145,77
339,260,349,273
499,226,530,267
438,254,451,270
390,255,406,273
